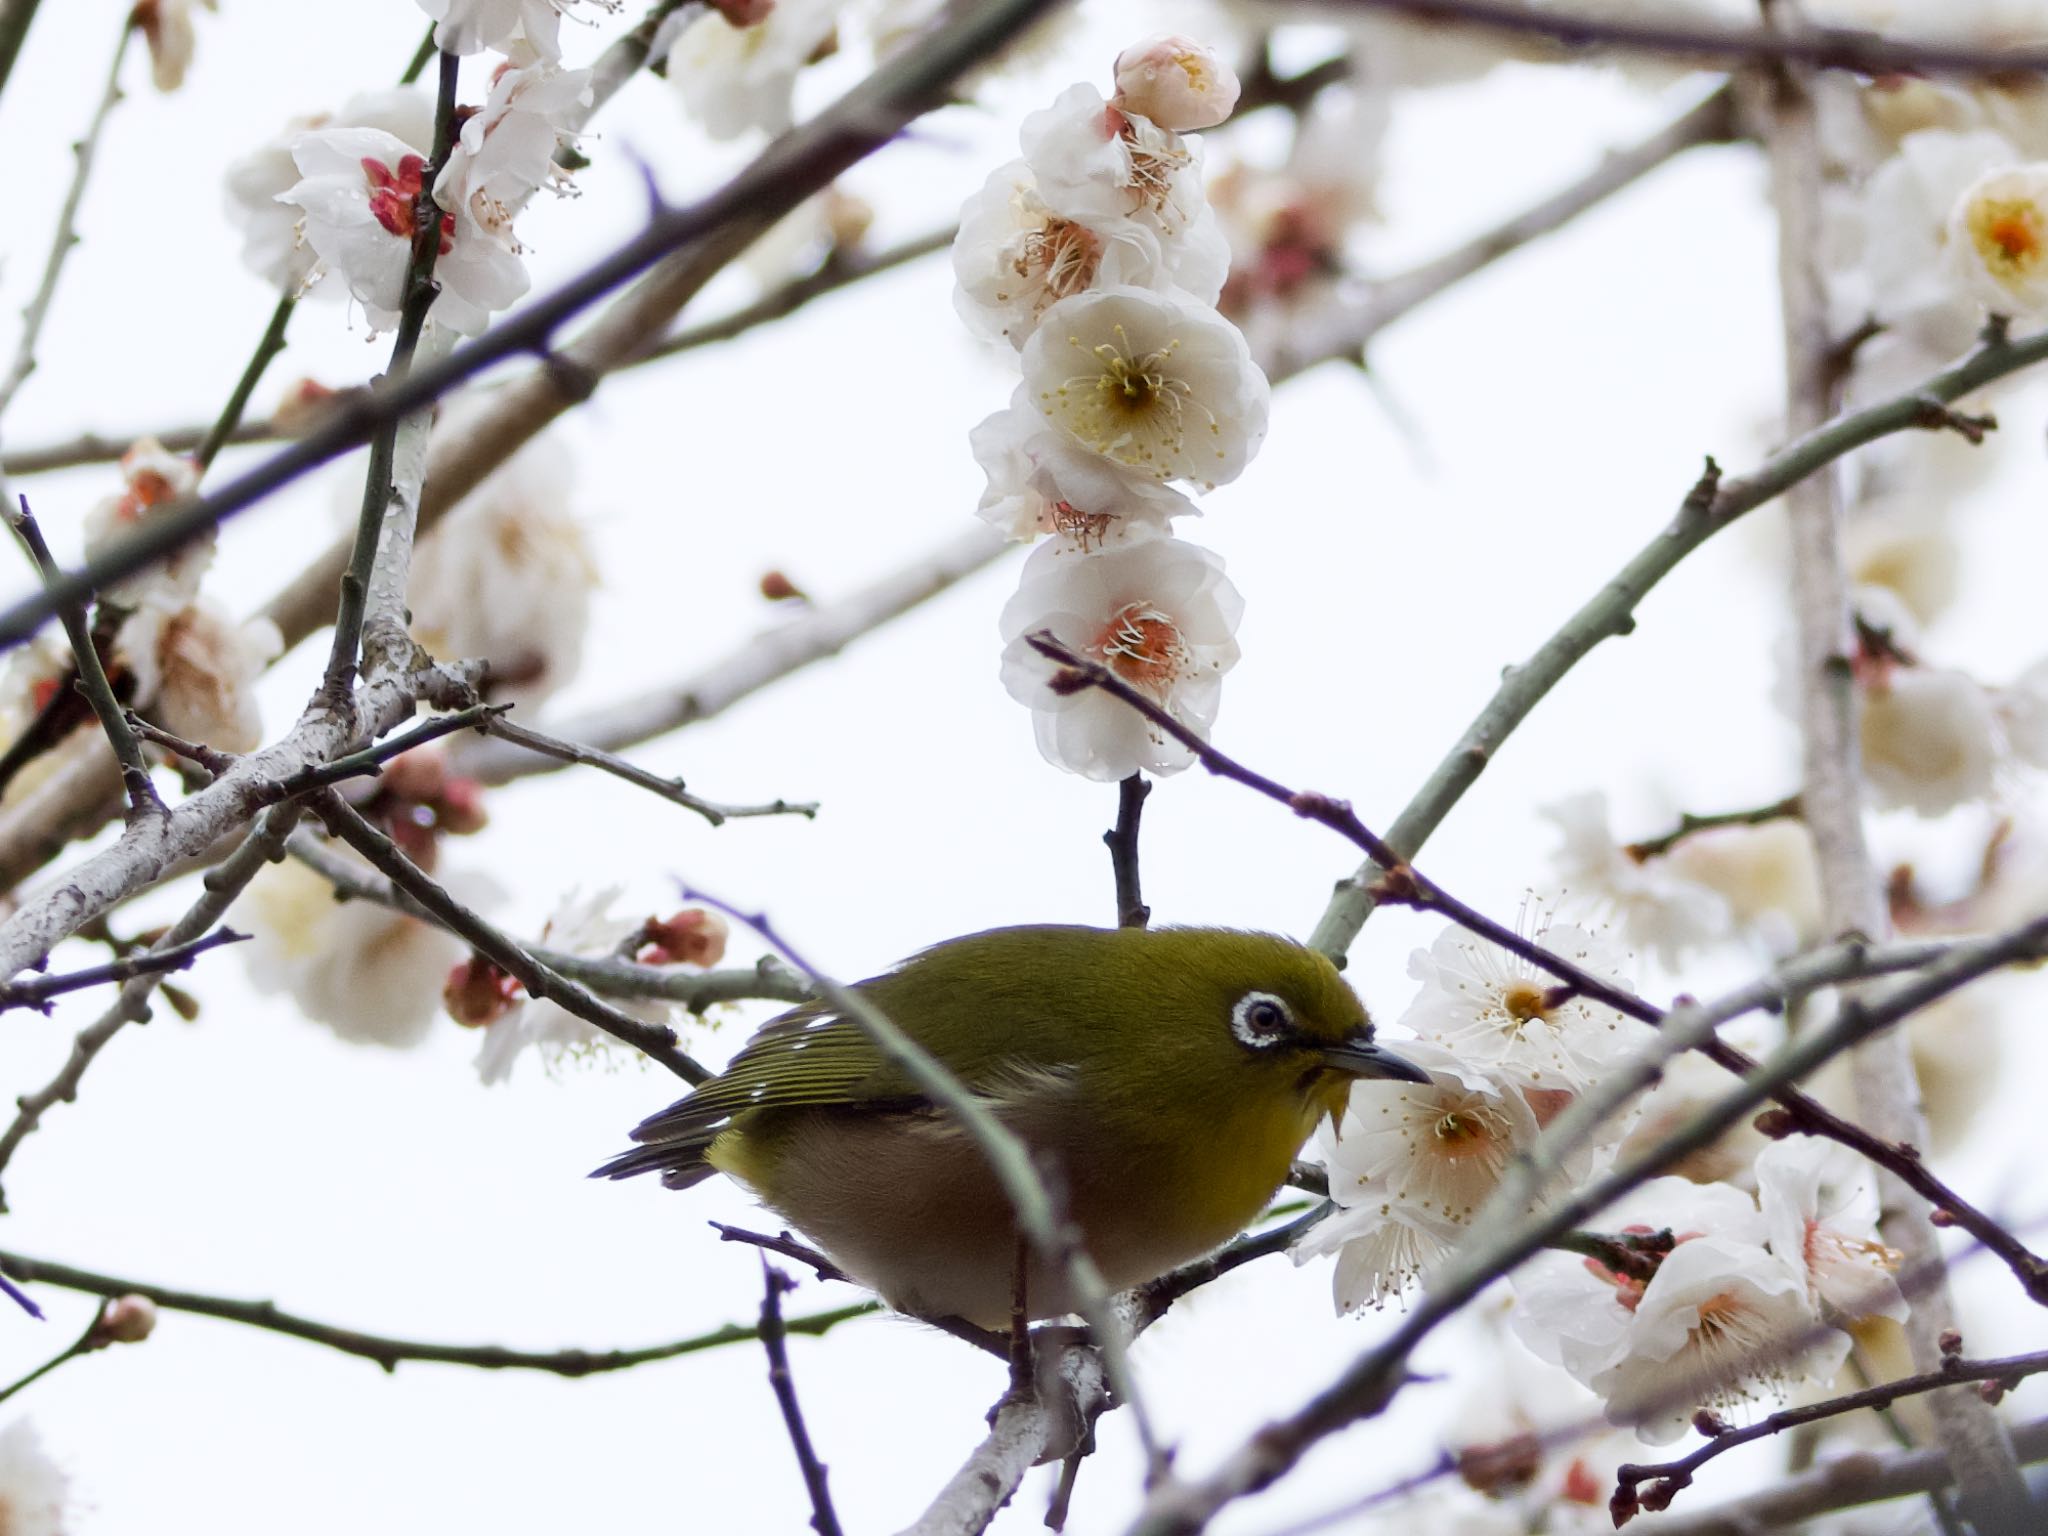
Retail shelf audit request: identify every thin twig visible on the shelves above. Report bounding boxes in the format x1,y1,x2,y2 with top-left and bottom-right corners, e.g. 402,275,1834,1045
0,927,245,1012
322,47,460,701
0,1246,874,1374
757,1261,845,1536
1759,38,2026,1522
0,1300,107,1407
477,715,816,826
0,16,130,426
278,702,504,794
0,0,1073,650
1105,774,1150,929
679,887,1166,1475
310,789,711,1082
1623,791,1802,862
1300,0,2048,77
1614,1347,2048,1521
7,500,161,820
195,295,295,471
0,805,304,1208
713,1222,848,1285
0,0,44,102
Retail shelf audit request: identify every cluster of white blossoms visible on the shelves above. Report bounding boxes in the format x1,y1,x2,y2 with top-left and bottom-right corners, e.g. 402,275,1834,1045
953,36,1272,781
224,8,592,337
1297,909,1908,1445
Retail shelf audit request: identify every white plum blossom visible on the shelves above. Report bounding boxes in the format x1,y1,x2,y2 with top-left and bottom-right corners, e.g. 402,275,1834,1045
1756,1139,1907,1326
117,601,283,756
1299,1043,1539,1309
1540,792,1730,969
225,90,435,292
243,854,490,1048
969,395,1195,544
1949,161,2048,313
1593,1236,1828,1443
951,160,1175,350
82,438,209,611
1400,917,1651,1093
409,431,596,711
1112,34,1241,133
1021,287,1269,489
0,1419,70,1536
1510,1178,1832,1442
1022,83,1216,246
434,55,594,246
279,126,528,336
1860,663,2001,815
998,530,1242,781
665,0,839,141
474,888,682,1084
416,0,608,61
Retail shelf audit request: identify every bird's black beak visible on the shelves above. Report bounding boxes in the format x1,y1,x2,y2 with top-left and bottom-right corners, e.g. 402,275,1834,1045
1319,1031,1431,1085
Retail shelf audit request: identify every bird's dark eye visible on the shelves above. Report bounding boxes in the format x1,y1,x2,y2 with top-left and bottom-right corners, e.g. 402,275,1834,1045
1231,991,1295,1050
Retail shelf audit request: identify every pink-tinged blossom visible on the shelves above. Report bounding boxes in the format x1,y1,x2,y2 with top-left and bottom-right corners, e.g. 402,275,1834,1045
117,601,283,756
997,530,1242,781
952,159,1179,350
1399,916,1651,1093
434,57,593,244
474,888,684,1084
1112,34,1240,132
82,438,209,611
279,127,528,336
968,395,1195,544
226,90,436,292
1020,287,1268,489
1756,1138,1907,1326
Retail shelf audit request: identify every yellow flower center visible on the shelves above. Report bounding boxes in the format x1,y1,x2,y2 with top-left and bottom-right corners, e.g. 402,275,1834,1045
1969,195,2047,281
1501,981,1552,1025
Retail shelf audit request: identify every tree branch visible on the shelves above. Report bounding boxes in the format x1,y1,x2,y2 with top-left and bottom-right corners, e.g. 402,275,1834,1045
1296,0,2048,77
1757,36,2026,1522
0,927,245,1013
1105,774,1150,929
757,1261,844,1536
309,789,711,1082
0,1245,875,1375
476,714,816,826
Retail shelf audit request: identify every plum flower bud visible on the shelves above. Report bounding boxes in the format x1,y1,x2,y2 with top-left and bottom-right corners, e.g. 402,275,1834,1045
997,531,1242,781
640,909,729,967
444,955,520,1027
1112,34,1240,132
133,0,216,92
91,1294,158,1346
1950,163,2048,314
1021,287,1268,489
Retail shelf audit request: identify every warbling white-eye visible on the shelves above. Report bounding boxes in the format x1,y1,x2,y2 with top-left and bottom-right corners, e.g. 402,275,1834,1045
595,924,1428,1329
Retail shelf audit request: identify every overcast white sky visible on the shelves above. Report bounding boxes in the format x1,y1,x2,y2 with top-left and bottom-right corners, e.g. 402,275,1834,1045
0,2,2044,1532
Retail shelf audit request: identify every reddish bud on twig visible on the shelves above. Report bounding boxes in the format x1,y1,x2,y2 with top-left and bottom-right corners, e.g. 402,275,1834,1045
712,0,774,24
1691,1408,1732,1437
1455,1434,1542,1497
444,956,521,1026
759,570,808,603
1610,1485,1640,1528
91,1294,157,1347
1979,1379,2009,1405
1753,1108,1797,1139
1940,1328,1964,1357
1930,1207,1958,1227
640,908,730,968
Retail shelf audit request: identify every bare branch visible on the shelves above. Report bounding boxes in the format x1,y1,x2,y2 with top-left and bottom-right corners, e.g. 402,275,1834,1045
757,1262,845,1536
1291,0,2048,78
1622,791,1803,862
0,927,245,1013
476,714,816,826
0,1245,875,1375
7,500,162,821
1104,774,1150,929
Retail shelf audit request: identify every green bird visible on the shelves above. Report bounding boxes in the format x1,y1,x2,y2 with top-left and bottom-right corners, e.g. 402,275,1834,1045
595,924,1427,1329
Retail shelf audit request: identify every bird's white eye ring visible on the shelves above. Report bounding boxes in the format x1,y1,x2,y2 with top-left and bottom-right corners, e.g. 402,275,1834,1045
1231,991,1294,1049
